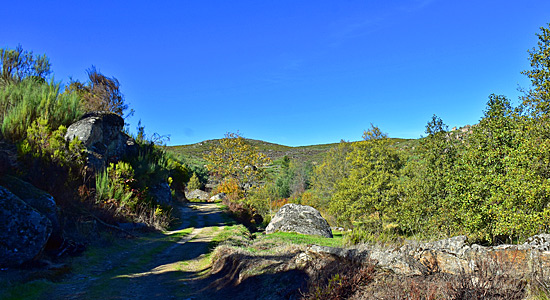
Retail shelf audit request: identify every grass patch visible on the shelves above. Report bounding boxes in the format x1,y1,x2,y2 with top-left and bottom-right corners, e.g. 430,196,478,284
166,228,194,241
188,198,207,203
209,224,251,250
0,279,51,300
259,231,344,248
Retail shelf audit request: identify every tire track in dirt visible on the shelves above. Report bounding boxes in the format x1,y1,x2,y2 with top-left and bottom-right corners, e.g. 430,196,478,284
39,202,226,300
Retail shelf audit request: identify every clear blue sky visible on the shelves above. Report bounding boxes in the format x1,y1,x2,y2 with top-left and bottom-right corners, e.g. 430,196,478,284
1,1,549,146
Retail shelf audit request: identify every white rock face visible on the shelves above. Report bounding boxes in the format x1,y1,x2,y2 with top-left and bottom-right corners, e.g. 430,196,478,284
266,204,333,238
185,189,209,201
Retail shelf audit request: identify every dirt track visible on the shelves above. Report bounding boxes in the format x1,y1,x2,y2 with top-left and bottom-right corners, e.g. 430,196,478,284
39,202,227,300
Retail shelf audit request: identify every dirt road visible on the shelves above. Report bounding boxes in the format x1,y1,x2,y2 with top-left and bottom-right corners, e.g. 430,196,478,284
39,202,227,300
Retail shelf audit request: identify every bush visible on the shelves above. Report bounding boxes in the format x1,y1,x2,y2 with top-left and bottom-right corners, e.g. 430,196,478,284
214,177,244,202
0,79,82,141
19,117,86,169
95,162,136,212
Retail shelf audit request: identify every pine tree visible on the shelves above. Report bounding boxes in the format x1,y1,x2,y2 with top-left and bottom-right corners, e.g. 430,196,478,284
187,172,202,191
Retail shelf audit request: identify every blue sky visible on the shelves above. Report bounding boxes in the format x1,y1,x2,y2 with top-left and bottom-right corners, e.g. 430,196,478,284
1,1,549,146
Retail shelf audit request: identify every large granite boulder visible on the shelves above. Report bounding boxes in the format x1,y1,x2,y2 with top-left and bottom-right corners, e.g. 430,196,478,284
266,204,333,238
185,189,210,201
65,111,135,170
0,186,52,267
0,175,60,237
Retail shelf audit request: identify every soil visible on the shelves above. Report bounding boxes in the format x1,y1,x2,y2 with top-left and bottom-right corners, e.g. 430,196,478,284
36,202,230,300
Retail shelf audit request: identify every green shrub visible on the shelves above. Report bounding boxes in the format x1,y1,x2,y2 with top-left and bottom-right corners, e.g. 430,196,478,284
95,162,136,216
19,117,86,169
0,79,82,141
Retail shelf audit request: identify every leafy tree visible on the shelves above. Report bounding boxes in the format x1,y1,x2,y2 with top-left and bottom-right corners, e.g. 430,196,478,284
521,23,550,117
204,132,271,191
0,45,51,86
66,66,129,116
310,140,352,212
446,95,517,240
398,115,459,236
330,125,402,232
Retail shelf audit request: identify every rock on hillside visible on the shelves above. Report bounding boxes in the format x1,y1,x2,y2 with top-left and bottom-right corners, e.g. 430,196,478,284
0,175,60,237
0,186,52,267
65,111,135,170
266,204,333,238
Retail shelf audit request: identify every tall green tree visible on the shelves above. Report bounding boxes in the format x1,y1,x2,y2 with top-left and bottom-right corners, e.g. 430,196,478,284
522,23,550,117
311,141,352,211
448,95,517,241
330,125,402,231
398,115,459,236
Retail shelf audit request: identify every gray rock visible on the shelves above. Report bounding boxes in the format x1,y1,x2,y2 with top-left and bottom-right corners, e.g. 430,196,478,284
266,204,333,238
185,189,209,201
419,235,468,253
150,182,172,206
524,233,550,251
309,245,355,259
0,186,52,267
287,233,550,280
209,192,226,202
65,111,135,170
117,222,147,231
0,175,60,237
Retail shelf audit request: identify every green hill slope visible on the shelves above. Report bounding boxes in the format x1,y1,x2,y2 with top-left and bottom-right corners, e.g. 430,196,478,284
167,137,418,167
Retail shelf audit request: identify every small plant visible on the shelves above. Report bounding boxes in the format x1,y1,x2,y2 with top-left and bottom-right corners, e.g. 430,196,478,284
95,162,136,216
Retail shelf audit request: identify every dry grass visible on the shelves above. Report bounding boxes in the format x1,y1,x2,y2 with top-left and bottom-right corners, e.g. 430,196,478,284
301,256,528,300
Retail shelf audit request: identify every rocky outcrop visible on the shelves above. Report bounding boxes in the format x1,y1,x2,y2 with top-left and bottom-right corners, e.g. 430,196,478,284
65,111,135,170
304,234,550,280
266,204,333,238
0,175,60,237
185,189,209,201
0,186,52,267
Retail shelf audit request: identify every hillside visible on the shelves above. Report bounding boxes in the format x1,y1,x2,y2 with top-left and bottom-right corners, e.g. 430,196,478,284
167,137,418,166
